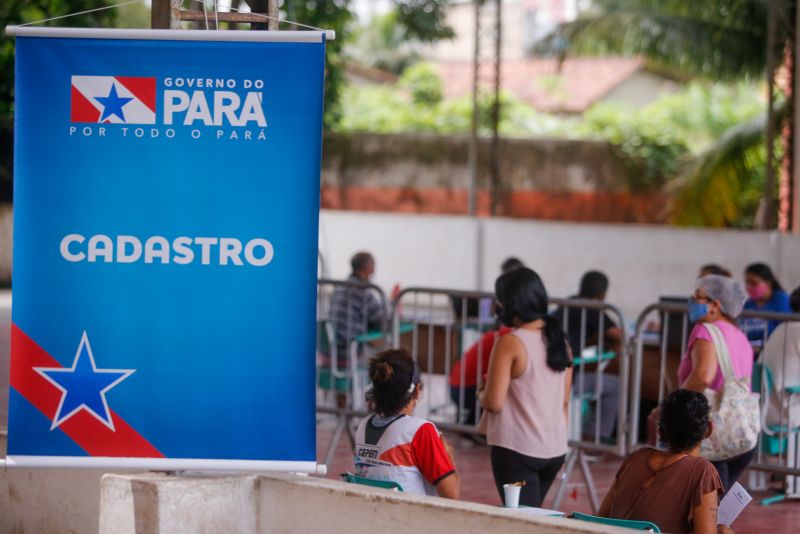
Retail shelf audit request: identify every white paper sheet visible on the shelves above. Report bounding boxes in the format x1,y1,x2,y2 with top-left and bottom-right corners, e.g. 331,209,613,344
718,482,752,526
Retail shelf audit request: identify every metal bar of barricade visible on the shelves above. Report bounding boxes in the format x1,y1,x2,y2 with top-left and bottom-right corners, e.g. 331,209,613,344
629,303,800,485
389,288,629,514
548,297,628,512
316,278,390,466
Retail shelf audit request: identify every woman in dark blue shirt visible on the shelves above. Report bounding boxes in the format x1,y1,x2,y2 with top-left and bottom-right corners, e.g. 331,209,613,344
742,263,791,345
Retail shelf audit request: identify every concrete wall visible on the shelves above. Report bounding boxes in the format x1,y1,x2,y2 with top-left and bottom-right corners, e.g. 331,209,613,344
0,437,622,534
0,427,107,534
100,473,624,534
321,133,665,222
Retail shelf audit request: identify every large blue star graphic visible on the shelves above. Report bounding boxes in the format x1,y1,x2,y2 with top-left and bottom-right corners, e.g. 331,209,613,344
94,83,133,123
35,332,135,431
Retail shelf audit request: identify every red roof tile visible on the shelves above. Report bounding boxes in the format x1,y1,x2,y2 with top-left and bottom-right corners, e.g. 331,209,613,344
436,57,645,113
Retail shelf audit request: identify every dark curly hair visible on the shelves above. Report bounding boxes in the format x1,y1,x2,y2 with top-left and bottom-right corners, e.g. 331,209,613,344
658,389,710,452
367,349,420,416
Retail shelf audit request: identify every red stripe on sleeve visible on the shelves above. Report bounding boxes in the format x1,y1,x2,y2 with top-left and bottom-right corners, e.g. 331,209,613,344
410,422,455,485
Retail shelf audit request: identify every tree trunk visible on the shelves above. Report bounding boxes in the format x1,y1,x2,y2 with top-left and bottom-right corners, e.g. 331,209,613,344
760,0,780,229
779,40,796,232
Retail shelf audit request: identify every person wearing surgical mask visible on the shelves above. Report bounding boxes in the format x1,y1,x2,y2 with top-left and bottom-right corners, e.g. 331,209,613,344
741,263,791,347
677,275,754,492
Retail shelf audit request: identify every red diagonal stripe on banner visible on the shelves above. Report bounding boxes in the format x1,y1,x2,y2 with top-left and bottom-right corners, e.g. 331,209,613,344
70,85,101,123
115,77,156,113
10,324,165,458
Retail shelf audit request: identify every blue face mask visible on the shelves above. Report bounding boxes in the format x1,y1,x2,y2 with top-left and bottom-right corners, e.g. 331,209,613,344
687,299,709,322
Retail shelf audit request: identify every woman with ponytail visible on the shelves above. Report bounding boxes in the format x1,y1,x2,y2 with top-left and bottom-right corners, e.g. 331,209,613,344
479,267,572,507
353,349,460,498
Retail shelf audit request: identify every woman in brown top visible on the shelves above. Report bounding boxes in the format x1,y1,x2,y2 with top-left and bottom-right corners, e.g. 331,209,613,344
598,389,734,534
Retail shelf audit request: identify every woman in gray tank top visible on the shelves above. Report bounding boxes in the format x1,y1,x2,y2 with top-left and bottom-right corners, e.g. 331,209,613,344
479,268,573,507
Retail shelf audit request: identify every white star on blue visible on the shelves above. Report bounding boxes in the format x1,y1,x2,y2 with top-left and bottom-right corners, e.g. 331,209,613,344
35,332,135,431
94,83,133,122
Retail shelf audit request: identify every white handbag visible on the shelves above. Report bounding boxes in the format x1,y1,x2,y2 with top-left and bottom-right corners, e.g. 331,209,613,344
700,322,761,461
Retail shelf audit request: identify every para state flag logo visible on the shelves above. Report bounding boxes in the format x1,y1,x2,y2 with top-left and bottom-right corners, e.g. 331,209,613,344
70,76,156,124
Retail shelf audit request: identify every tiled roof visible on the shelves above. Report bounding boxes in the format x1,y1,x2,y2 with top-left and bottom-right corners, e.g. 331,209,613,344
436,57,645,113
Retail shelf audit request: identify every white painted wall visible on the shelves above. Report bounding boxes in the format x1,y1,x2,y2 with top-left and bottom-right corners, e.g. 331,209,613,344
319,211,800,322
319,211,480,293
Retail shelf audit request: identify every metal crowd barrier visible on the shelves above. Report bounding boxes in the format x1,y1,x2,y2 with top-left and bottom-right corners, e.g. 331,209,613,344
389,287,630,511
317,281,800,507
629,302,800,502
315,278,390,466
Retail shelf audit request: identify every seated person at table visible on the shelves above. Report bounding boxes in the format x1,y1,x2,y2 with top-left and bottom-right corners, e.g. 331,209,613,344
762,286,800,427
741,262,791,345
599,389,731,534
329,252,386,359
451,257,524,319
679,275,754,491
354,349,460,498
449,326,511,425
449,258,525,424
553,270,621,441
699,264,732,278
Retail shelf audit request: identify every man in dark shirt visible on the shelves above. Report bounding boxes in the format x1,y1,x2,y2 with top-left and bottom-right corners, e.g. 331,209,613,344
553,271,621,441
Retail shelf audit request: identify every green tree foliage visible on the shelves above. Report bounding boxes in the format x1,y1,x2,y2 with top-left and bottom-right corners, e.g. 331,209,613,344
393,0,454,42
285,0,453,127
399,62,443,105
348,1,453,75
349,11,415,74
537,0,795,227
538,0,784,81
578,83,766,194
671,114,770,227
282,0,354,128
337,81,564,138
0,0,119,117
113,2,152,29
338,67,765,206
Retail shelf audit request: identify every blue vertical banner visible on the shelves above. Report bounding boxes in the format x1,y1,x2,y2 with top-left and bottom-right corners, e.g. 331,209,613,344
7,28,326,471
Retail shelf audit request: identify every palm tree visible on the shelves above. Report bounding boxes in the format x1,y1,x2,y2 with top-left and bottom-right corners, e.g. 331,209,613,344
539,0,796,229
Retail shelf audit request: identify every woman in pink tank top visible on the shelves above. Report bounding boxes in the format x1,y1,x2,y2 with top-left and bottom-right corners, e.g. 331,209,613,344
478,268,573,507
677,274,754,492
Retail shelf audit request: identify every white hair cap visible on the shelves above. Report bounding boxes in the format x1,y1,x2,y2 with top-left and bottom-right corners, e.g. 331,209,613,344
695,274,747,319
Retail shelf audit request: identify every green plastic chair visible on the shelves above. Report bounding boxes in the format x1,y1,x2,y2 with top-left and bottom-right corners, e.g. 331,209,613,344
751,363,800,504
570,512,661,532
341,472,403,492
753,363,800,454
317,320,352,393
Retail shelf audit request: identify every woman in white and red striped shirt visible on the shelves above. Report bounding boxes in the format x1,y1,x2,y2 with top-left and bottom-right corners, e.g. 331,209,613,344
354,349,460,498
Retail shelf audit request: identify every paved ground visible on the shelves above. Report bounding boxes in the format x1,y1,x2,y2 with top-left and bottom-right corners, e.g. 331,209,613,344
317,417,800,533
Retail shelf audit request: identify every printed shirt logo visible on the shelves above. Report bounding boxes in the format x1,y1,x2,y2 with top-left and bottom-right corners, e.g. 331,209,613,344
355,444,392,468
71,76,156,124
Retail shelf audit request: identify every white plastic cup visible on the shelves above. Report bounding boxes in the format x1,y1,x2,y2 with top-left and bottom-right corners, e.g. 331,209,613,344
503,483,521,508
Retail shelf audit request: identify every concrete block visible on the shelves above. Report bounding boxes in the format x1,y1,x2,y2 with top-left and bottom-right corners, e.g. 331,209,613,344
0,467,105,534
99,473,258,534
99,473,625,534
